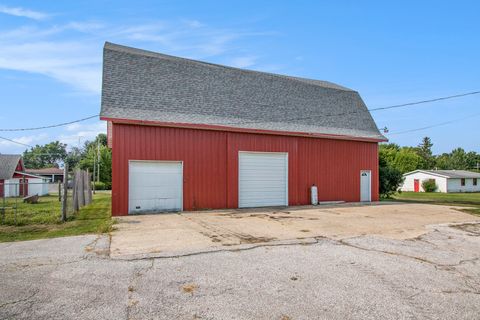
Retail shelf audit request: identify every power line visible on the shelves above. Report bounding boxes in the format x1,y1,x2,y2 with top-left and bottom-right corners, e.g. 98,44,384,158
0,136,68,157
0,114,98,132
0,90,478,133
387,112,480,135
369,91,480,111
0,135,32,148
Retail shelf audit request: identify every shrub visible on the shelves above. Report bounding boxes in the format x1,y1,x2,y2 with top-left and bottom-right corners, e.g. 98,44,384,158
379,165,404,198
92,181,110,190
422,179,437,192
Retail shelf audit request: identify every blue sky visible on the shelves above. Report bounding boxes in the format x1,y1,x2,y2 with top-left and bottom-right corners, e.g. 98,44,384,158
0,1,479,154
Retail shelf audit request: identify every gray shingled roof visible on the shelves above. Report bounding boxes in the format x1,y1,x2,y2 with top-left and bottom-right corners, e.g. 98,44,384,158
408,170,480,179
0,154,22,180
101,42,386,141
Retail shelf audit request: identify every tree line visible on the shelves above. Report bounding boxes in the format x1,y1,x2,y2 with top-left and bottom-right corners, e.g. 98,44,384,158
22,133,112,189
379,137,480,197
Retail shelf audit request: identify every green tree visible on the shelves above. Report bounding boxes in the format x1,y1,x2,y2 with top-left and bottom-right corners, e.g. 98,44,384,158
435,148,479,170
417,137,435,169
65,146,82,169
392,147,423,173
379,143,400,167
23,141,67,169
379,149,404,198
78,135,112,187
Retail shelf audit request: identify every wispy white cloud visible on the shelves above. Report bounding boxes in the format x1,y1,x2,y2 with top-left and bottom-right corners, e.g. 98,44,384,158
0,16,273,94
0,41,101,93
0,5,49,20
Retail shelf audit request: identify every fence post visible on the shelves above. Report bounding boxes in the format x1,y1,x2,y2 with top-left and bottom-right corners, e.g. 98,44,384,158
73,170,79,212
85,169,92,205
58,181,61,202
62,163,68,222
1,183,5,224
78,170,85,207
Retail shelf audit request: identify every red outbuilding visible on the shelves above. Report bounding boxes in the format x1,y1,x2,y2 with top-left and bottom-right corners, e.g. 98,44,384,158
100,42,387,216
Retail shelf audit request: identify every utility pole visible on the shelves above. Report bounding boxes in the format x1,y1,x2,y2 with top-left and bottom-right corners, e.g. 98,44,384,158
97,141,100,183
62,163,68,222
92,147,96,195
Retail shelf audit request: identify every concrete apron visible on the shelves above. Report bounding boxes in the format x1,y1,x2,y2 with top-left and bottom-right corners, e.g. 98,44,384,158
109,203,480,260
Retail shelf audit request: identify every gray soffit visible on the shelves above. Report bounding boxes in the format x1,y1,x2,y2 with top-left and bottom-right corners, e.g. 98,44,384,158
101,42,387,141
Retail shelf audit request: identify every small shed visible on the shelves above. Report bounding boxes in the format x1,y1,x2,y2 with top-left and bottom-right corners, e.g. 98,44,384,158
400,170,480,193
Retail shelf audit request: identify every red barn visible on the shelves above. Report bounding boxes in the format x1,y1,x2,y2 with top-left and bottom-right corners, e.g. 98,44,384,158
100,43,387,216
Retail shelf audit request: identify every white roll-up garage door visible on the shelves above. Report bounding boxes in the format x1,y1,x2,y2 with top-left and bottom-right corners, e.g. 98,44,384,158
128,161,183,214
239,152,288,208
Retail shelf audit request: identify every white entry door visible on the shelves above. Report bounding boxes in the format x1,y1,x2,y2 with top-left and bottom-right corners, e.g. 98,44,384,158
239,152,288,208
128,161,183,214
360,170,371,202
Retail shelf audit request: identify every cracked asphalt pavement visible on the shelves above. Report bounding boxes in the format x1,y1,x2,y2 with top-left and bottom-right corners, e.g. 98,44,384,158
1,222,480,319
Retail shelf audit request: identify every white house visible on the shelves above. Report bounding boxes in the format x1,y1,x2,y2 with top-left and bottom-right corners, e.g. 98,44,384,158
400,170,480,193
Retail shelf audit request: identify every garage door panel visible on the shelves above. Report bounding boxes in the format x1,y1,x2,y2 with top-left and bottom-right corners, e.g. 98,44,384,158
129,161,183,214
240,189,287,194
239,152,288,208
130,162,181,173
129,186,179,200
130,172,180,183
239,186,287,192
239,179,286,184
239,199,287,206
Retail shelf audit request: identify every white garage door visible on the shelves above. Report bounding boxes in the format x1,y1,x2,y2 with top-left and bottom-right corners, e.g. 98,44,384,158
239,152,288,208
129,161,183,214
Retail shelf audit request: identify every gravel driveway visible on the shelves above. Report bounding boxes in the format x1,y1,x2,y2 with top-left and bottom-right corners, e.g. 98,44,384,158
1,219,479,319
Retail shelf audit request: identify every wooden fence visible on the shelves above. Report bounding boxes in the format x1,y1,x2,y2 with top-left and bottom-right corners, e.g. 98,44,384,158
72,169,93,212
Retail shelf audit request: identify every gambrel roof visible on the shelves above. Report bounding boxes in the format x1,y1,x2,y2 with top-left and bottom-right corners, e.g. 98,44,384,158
101,42,386,141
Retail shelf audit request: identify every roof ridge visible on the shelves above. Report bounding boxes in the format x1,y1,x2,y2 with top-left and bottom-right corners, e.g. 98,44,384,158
104,42,354,92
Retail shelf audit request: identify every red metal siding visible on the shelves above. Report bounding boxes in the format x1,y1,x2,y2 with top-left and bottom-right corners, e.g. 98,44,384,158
112,124,227,215
111,123,379,216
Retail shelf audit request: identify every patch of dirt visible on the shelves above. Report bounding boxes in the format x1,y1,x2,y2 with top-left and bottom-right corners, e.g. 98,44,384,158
238,235,276,244
269,216,298,220
272,211,291,214
248,213,270,218
182,284,198,294
452,223,480,235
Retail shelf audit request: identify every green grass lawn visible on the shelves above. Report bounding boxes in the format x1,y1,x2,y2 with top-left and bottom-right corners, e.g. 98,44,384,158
0,192,113,242
392,191,480,217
